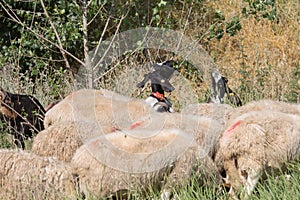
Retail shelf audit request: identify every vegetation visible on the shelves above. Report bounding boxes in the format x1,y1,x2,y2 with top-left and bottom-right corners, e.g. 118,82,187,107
0,0,299,199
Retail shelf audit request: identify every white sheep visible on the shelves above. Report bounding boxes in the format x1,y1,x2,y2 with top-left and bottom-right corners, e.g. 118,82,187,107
181,103,233,125
125,111,225,159
214,99,300,173
32,120,107,162
34,89,157,162
71,128,220,199
0,149,76,200
44,89,154,130
225,99,300,127
216,110,300,198
34,110,224,162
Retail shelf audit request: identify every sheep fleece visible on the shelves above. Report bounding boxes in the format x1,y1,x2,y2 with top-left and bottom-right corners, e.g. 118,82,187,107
71,128,219,198
0,149,76,200
218,111,300,194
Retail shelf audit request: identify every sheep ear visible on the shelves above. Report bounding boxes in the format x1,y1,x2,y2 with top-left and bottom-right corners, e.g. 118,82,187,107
0,88,7,101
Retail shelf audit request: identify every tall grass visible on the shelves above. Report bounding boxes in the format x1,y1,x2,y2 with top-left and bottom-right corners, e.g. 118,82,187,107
75,161,300,199
207,0,299,103
0,0,299,198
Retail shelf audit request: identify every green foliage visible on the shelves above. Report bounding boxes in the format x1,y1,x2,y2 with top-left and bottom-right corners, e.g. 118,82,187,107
0,121,14,148
208,11,242,40
242,0,277,20
225,16,242,36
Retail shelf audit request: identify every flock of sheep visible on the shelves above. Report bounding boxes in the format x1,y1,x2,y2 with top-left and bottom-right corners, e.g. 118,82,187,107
0,87,300,199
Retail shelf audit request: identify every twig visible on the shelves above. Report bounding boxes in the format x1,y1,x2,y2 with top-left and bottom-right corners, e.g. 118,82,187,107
175,7,192,53
40,0,74,81
93,12,128,72
91,16,111,64
87,1,107,26
82,0,93,88
0,1,85,67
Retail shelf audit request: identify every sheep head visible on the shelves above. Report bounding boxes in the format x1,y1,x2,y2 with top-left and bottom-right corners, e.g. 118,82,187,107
223,155,263,198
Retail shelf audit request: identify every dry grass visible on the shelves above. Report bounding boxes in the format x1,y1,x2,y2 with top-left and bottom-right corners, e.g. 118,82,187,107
207,0,299,102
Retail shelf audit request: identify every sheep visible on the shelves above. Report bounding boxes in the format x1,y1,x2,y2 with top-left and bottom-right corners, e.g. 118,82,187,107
34,110,223,164
44,88,153,130
226,99,300,127
0,149,77,200
37,88,156,162
45,100,60,112
0,88,45,149
215,110,300,198
126,111,225,158
214,99,300,173
32,120,113,162
40,88,225,165
71,128,221,199
181,103,233,125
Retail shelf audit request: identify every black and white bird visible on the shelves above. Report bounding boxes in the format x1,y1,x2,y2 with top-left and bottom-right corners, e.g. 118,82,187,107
137,60,176,113
208,70,242,107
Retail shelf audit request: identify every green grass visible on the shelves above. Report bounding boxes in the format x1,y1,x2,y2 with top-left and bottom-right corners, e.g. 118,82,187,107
250,162,300,200
145,162,300,200
0,121,14,149
70,161,300,200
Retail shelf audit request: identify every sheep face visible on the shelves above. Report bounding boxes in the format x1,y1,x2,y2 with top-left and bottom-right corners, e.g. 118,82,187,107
224,156,263,197
218,111,300,198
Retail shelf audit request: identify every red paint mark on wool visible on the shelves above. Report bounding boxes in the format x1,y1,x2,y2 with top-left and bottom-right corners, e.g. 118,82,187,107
91,139,100,146
223,120,241,137
66,91,78,99
129,121,142,130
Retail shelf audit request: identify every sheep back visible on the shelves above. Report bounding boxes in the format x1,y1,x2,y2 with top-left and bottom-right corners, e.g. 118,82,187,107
127,112,224,158
181,103,233,125
44,89,152,130
32,121,110,162
226,99,300,126
71,128,200,198
0,149,76,200
216,111,300,194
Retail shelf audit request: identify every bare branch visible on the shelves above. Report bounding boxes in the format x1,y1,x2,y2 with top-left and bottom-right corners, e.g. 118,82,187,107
39,0,74,81
175,7,192,53
93,13,127,72
0,1,85,67
87,0,107,26
82,0,93,88
91,16,111,63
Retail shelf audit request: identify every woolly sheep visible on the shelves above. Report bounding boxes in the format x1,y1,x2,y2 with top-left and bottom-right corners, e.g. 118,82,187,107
44,89,153,130
127,111,225,158
0,149,76,200
215,111,300,197
214,99,300,171
32,120,109,162
34,108,223,163
71,128,220,199
226,99,300,127
181,103,233,125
